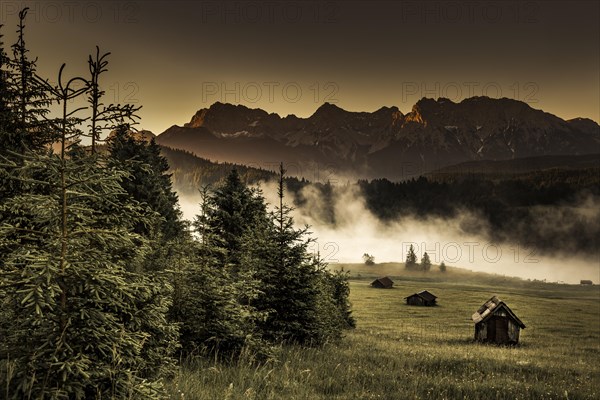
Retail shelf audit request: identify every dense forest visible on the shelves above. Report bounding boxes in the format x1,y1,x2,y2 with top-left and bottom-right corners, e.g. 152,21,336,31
357,170,600,256
161,145,278,192
163,143,599,257
0,9,353,399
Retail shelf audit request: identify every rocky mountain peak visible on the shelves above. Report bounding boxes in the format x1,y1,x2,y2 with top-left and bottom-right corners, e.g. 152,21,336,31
184,102,273,133
157,98,600,180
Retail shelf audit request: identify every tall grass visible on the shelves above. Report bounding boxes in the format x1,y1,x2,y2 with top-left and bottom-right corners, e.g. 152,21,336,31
166,268,600,399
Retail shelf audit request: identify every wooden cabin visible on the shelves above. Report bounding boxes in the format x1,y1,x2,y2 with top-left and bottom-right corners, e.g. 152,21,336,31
371,276,393,289
580,280,593,285
405,290,437,306
472,296,525,345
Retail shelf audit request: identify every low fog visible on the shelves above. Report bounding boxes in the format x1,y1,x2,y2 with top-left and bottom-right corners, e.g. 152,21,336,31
177,181,599,285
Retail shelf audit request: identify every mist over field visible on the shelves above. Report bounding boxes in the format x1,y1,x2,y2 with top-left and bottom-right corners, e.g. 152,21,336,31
177,182,600,284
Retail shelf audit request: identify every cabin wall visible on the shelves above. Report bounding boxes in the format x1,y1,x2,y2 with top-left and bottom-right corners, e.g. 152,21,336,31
406,297,436,306
508,320,520,343
407,296,424,306
475,322,487,341
474,303,523,344
475,318,521,344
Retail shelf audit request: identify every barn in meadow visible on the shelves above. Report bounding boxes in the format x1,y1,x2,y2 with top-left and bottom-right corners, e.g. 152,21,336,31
405,290,437,306
371,276,394,289
472,296,525,345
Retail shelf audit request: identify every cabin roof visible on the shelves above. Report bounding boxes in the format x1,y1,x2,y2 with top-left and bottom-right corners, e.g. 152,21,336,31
372,276,393,287
405,290,437,301
471,296,525,328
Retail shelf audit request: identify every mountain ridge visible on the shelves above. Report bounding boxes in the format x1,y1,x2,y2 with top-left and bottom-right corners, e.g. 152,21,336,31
155,97,600,180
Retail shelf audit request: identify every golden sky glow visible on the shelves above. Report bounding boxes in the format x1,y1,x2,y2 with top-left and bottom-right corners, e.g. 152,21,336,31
1,0,598,133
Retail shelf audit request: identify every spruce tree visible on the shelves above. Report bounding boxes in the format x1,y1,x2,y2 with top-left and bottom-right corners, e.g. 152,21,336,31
439,261,447,272
171,185,266,359
0,150,179,398
421,252,432,272
203,169,267,270
325,268,356,329
0,24,16,147
244,164,351,345
86,46,141,154
8,8,53,151
405,244,418,270
0,23,18,199
107,128,183,245
169,236,265,358
0,30,178,398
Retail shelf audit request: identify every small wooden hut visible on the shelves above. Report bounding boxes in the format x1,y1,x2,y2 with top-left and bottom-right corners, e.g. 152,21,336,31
371,276,393,289
405,290,437,306
472,296,525,345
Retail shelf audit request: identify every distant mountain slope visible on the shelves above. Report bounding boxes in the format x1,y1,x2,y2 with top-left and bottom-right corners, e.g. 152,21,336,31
156,97,600,180
426,153,600,177
159,145,278,194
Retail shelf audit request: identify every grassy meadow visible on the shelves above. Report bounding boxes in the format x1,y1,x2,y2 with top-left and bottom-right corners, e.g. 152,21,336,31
167,264,600,399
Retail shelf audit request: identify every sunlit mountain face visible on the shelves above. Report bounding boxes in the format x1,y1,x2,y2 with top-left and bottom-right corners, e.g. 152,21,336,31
154,97,600,180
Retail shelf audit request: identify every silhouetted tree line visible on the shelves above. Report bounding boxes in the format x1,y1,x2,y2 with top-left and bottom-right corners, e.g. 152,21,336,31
161,146,280,193
0,9,353,399
274,170,600,256
357,173,600,255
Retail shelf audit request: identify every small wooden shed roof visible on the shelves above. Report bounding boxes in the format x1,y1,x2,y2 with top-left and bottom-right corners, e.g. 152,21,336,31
371,276,394,288
471,296,525,328
404,290,437,301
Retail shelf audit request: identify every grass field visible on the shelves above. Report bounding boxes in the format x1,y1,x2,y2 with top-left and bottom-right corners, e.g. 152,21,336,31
167,264,600,399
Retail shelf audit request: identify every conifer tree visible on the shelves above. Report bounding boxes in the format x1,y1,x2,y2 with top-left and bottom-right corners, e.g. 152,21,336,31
0,151,179,398
405,244,418,270
86,46,141,154
243,164,352,344
0,23,18,199
170,185,266,359
107,128,184,245
8,8,53,151
203,169,267,270
0,30,178,398
421,252,432,271
0,24,15,146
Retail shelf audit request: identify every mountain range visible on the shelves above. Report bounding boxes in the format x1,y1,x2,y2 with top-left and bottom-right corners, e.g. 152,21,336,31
153,97,600,180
